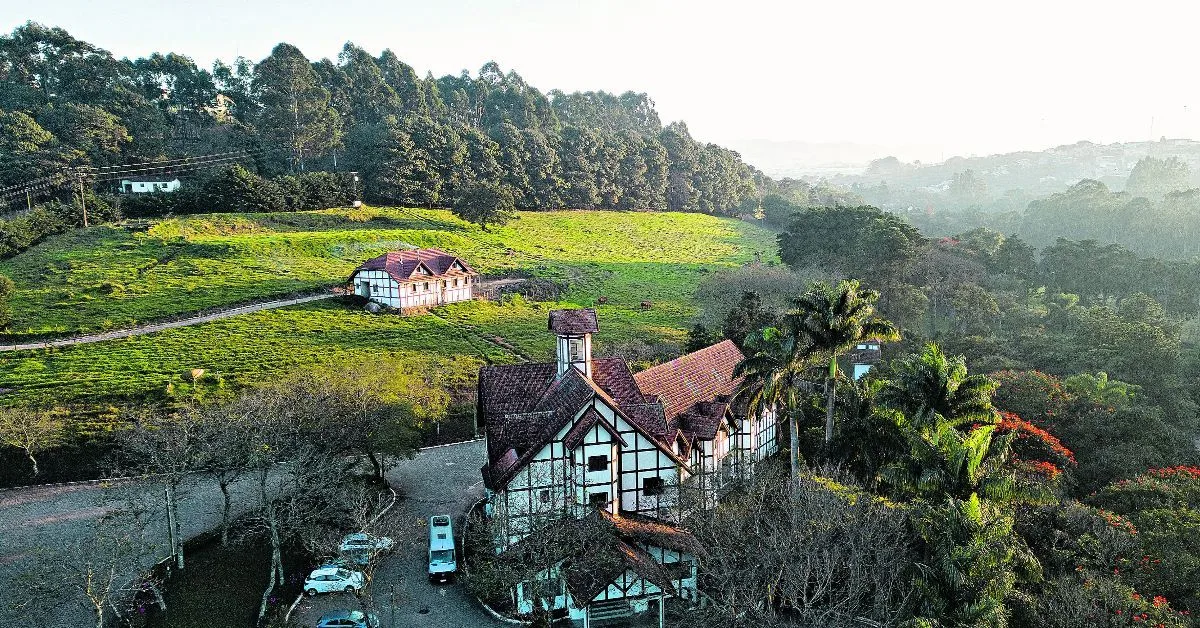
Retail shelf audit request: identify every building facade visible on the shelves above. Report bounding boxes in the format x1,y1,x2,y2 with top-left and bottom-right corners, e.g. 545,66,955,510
120,177,181,193
477,308,777,624
349,248,477,311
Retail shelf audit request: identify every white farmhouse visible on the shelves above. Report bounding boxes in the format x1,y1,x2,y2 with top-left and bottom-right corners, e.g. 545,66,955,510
477,308,778,624
348,248,477,311
120,176,181,193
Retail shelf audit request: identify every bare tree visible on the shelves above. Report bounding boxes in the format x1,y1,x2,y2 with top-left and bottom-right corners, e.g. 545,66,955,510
233,381,365,626
685,465,915,627
116,406,208,571
0,406,66,477
16,490,162,628
190,401,256,546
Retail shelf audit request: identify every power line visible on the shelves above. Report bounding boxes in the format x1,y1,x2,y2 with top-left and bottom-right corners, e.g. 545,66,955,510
79,148,268,173
0,147,285,204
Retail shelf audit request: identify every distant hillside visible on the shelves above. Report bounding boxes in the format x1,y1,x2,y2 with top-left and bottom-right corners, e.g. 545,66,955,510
835,138,1200,210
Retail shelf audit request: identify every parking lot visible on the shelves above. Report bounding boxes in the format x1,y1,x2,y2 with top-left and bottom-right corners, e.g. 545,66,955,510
290,439,501,628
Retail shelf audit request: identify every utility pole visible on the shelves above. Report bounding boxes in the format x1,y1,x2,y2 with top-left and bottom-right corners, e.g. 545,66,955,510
76,171,88,227
25,189,31,213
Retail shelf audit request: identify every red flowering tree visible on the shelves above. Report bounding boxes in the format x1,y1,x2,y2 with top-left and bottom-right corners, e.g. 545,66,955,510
1090,467,1200,617
995,412,1076,490
992,370,1072,433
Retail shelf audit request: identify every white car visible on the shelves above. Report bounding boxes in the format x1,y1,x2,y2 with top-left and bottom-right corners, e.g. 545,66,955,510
304,567,365,596
339,533,395,555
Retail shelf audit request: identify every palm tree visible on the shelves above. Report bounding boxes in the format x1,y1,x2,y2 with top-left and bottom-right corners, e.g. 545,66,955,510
786,280,899,445
734,326,808,478
877,344,1041,626
877,343,999,432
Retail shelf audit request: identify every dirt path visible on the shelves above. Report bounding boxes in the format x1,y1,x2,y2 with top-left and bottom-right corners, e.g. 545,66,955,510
0,292,338,353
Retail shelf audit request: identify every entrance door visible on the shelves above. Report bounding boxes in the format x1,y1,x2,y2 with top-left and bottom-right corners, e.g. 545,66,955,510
356,281,370,298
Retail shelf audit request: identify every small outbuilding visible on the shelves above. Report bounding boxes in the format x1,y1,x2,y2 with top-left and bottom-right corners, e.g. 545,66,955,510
349,248,478,311
120,176,181,193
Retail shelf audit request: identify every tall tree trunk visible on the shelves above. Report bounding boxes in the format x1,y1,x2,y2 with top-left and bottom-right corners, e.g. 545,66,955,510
168,483,185,570
257,467,281,626
219,479,232,546
25,450,38,476
367,451,383,480
824,377,837,445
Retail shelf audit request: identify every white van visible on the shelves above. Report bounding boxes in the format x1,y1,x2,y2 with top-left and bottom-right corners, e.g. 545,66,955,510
427,514,457,582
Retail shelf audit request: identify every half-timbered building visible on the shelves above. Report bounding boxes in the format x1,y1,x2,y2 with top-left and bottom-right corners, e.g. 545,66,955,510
349,248,477,311
476,308,778,624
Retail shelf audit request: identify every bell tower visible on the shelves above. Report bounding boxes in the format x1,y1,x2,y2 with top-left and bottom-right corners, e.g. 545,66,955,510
548,308,598,379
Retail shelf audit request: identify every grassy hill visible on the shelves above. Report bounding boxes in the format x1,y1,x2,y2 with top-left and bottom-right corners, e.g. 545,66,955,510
0,207,778,405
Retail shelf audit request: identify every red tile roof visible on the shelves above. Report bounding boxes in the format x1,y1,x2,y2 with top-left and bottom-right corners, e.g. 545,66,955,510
351,248,476,284
634,340,744,441
548,308,599,334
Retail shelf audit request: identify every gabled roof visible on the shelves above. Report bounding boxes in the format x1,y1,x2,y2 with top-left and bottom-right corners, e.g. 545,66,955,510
497,511,696,606
634,340,744,441
548,308,599,335
121,176,180,183
479,360,687,491
562,407,628,450
564,540,677,605
351,248,476,284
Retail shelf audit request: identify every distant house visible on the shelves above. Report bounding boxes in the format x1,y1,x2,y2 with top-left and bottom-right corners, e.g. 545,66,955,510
120,177,181,193
349,248,478,310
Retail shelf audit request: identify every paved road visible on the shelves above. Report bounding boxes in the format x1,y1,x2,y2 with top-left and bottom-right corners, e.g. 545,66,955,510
0,467,290,625
291,440,497,628
0,292,336,352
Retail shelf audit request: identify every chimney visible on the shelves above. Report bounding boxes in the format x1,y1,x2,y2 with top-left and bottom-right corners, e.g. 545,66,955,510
548,308,598,379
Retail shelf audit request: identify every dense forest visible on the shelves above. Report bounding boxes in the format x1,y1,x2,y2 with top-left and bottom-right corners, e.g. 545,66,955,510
678,201,1200,626
0,21,845,222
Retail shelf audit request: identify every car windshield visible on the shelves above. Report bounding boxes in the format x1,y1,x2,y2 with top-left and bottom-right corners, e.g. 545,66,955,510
336,568,352,579
430,549,455,564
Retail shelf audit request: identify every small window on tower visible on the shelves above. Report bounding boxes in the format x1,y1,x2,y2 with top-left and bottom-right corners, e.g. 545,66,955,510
587,455,608,472
569,337,584,362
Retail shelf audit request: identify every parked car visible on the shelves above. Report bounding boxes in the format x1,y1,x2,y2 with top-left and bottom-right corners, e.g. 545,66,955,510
304,567,365,596
339,532,395,565
339,532,395,554
427,514,457,583
315,609,380,628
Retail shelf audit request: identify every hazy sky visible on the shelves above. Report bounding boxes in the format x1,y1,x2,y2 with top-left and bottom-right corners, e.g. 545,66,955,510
4,0,1199,163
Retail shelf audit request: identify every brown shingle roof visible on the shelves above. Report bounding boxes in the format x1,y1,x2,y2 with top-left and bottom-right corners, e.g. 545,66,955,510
563,540,677,604
479,359,685,490
548,308,599,335
351,248,476,284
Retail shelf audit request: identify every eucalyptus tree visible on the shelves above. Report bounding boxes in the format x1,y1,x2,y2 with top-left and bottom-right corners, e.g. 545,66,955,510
252,42,342,172
786,279,899,444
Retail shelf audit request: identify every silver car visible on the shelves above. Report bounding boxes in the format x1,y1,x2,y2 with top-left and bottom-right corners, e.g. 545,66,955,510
304,567,365,596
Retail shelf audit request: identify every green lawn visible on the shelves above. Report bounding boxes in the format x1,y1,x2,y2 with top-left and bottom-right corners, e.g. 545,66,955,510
0,207,778,404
